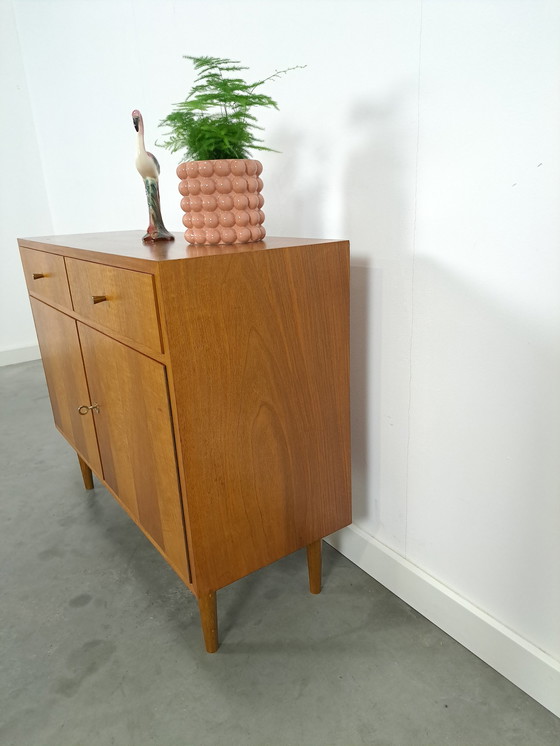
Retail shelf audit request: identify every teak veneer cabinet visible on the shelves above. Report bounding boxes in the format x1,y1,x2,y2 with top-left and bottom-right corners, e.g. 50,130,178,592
19,231,351,652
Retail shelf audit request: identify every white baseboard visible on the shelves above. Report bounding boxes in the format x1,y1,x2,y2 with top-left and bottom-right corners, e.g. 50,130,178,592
0,345,40,367
326,524,560,718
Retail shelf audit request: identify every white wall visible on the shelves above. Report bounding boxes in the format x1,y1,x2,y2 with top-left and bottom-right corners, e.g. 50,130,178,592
0,0,53,363
5,0,560,714
411,0,560,667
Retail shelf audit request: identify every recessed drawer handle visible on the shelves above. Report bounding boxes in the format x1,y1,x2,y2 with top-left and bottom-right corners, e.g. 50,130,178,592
78,404,100,415
32,273,45,280
91,295,107,304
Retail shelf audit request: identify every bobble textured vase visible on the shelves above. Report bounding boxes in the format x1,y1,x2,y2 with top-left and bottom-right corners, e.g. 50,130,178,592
177,159,266,245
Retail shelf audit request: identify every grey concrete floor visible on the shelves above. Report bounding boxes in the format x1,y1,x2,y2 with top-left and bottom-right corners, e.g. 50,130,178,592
1,360,559,746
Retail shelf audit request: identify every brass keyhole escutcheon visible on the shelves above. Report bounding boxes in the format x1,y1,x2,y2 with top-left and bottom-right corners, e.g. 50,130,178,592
78,404,100,415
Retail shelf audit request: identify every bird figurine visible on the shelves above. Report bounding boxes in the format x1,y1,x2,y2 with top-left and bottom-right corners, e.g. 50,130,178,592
132,109,174,242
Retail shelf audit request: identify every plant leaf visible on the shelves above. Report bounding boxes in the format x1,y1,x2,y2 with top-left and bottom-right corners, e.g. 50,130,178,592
158,55,304,161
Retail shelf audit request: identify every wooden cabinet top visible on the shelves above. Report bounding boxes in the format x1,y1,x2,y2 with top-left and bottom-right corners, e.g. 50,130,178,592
18,232,347,272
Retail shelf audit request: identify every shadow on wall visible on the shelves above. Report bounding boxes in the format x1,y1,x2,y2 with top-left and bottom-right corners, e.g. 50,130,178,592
343,98,411,255
349,262,381,528
261,127,327,237
342,95,413,533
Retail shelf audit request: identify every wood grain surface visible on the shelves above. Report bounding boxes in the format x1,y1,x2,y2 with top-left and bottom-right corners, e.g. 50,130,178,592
197,591,218,653
19,232,343,271
159,241,351,593
29,298,102,477
22,232,351,650
78,323,189,579
77,454,94,490
20,247,72,309
307,539,323,594
66,258,163,352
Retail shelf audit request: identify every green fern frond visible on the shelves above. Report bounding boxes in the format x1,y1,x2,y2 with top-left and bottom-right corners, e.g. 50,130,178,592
158,55,304,162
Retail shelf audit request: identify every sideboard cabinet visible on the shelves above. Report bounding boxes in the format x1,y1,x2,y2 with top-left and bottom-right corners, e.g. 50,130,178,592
19,232,351,651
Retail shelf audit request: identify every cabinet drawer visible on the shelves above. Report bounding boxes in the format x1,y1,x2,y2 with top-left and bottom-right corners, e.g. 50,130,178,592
66,258,163,352
20,248,72,309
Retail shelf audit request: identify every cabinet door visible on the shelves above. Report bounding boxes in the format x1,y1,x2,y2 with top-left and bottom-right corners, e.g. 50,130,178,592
30,298,103,476
77,323,189,578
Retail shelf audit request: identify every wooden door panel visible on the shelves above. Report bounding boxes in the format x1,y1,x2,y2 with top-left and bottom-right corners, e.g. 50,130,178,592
77,323,188,577
29,298,103,476
160,242,351,592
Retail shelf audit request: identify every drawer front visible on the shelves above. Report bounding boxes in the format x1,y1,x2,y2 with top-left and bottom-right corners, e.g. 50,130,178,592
20,247,72,309
66,258,163,352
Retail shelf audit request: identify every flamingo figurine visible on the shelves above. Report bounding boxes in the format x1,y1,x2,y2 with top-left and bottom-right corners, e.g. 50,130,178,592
132,109,174,242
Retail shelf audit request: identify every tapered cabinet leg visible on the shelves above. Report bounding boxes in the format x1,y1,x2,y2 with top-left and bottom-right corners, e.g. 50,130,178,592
198,591,219,653
77,454,94,490
307,539,322,594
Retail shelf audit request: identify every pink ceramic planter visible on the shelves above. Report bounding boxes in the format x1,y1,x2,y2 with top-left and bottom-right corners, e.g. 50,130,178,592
177,159,266,245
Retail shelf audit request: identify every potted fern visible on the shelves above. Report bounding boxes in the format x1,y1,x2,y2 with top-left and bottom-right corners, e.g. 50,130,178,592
159,55,301,246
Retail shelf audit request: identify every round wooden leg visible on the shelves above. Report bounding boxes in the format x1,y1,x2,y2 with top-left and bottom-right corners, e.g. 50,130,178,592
198,591,219,653
307,539,322,594
77,454,94,490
